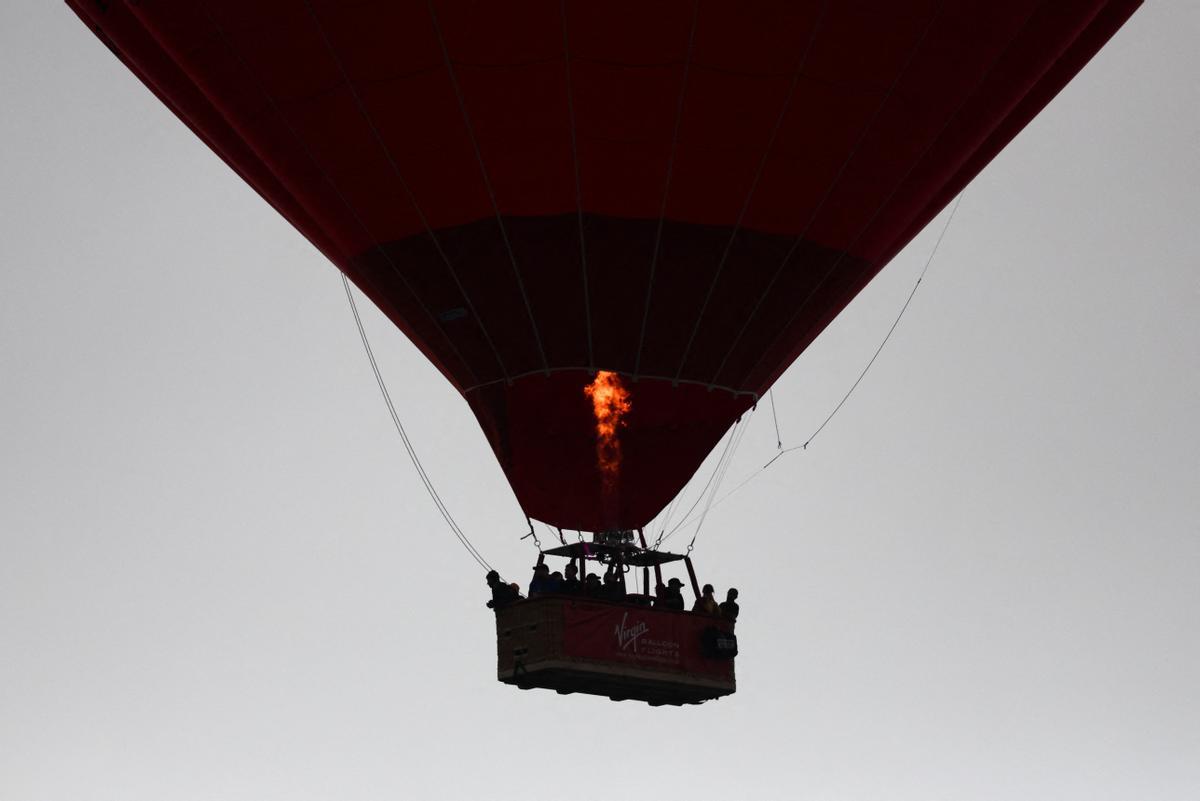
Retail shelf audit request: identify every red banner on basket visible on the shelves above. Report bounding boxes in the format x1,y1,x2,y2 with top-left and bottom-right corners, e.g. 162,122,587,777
561,600,733,679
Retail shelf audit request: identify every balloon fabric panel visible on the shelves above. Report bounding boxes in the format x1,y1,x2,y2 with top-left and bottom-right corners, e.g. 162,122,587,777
66,0,1141,530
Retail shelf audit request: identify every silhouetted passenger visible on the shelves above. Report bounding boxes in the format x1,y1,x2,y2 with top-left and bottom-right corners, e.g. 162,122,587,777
528,563,552,596
602,569,626,601
486,570,519,610
560,562,581,594
720,588,740,621
547,571,564,593
584,574,602,596
693,583,720,616
659,578,685,611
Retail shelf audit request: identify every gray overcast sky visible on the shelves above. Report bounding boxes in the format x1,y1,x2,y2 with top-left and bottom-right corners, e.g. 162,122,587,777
2,3,1197,800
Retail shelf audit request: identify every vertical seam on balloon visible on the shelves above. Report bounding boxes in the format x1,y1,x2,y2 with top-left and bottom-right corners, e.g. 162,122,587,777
671,1,829,385
631,0,700,382
426,0,551,379
301,0,510,385
560,0,593,373
733,1,1045,391
707,0,948,389
201,4,483,388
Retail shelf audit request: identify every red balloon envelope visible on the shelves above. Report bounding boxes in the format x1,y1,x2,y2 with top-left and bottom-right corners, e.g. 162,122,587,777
69,0,1139,530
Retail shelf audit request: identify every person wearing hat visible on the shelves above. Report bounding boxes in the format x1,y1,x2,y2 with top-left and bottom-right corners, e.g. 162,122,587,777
692,583,720,616
657,577,685,611
528,562,552,596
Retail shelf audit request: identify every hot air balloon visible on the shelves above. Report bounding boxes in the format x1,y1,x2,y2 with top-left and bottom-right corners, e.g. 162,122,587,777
68,0,1140,705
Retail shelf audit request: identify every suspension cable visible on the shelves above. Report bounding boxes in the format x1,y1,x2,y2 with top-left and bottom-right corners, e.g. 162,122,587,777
685,408,754,552
661,407,755,549
652,417,741,548
340,273,493,573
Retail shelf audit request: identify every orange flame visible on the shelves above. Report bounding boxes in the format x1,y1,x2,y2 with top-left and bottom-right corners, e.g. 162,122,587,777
583,370,631,492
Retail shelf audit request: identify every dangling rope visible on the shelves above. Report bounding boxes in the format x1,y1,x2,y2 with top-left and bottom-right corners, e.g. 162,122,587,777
797,193,965,453
340,273,493,573
666,193,966,530
769,389,783,450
